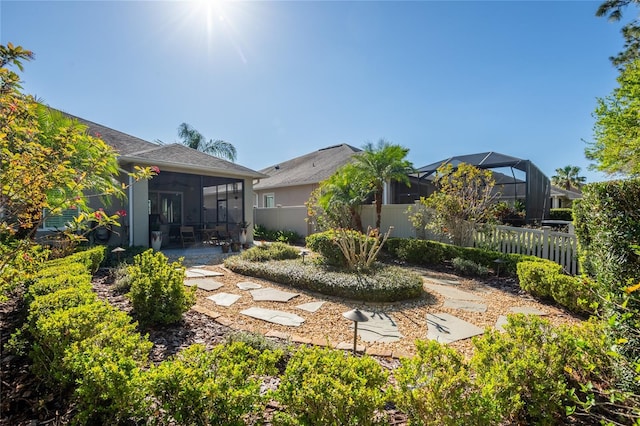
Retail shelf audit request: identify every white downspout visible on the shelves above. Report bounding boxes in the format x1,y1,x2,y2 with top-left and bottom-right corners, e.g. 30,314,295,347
128,174,134,246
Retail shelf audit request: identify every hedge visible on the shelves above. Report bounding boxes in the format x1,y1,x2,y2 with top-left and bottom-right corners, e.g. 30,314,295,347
224,257,424,302
549,208,573,221
384,237,544,276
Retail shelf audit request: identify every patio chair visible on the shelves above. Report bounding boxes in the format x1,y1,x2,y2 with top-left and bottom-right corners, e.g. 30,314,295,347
180,226,197,247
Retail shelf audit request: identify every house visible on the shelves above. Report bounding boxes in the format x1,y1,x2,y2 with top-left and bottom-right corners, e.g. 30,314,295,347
550,185,582,209
253,144,362,208
40,112,266,248
413,152,551,224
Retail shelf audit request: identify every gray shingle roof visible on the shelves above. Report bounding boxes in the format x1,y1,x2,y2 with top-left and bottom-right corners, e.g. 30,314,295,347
59,110,265,179
254,144,362,190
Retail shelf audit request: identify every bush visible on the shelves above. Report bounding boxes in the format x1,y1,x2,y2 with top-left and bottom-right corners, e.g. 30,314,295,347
27,272,92,303
45,245,106,273
239,242,301,262
452,257,489,277
224,258,424,302
517,260,595,313
549,208,573,221
394,340,497,425
101,245,148,268
146,342,281,425
254,224,302,244
305,230,349,267
66,322,152,424
385,237,541,276
272,345,388,426
517,259,561,297
29,301,135,386
33,262,88,280
471,315,613,424
127,249,195,326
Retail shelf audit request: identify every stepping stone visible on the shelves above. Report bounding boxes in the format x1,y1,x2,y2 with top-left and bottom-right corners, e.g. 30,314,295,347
335,342,365,353
424,277,461,286
426,312,484,344
424,283,484,301
240,307,305,326
509,306,547,315
443,299,487,313
187,268,224,277
250,288,299,302
350,311,403,343
237,281,262,290
296,301,325,313
184,278,224,291
495,315,508,332
206,293,241,307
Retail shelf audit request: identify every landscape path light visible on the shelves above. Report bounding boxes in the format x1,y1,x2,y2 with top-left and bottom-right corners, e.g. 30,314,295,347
111,246,126,264
493,258,506,278
342,308,368,354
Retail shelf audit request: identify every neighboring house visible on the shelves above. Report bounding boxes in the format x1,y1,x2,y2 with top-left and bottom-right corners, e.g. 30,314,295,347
550,185,582,209
40,112,266,248
253,144,362,208
413,152,551,224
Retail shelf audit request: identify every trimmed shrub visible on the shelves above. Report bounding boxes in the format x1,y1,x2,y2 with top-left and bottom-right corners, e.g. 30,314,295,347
394,340,498,425
27,272,92,303
452,257,490,277
27,286,97,327
67,323,152,424
385,237,543,276
29,301,134,386
224,258,424,302
45,245,106,273
549,208,573,221
517,260,595,313
127,249,195,326
239,242,301,262
272,345,388,426
574,179,640,294
254,224,303,244
33,262,88,280
306,230,349,267
101,245,148,268
146,342,281,425
471,315,613,424
517,259,561,297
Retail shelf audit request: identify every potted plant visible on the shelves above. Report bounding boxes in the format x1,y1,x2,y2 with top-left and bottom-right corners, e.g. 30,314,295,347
150,223,162,251
238,221,251,249
231,240,241,252
221,240,231,253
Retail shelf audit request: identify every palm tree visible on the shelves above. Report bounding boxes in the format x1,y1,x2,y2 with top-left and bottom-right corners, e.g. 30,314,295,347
177,122,237,162
352,139,414,229
551,165,586,190
317,163,371,232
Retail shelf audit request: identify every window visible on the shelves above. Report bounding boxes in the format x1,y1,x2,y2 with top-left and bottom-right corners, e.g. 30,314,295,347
264,193,275,208
39,208,79,230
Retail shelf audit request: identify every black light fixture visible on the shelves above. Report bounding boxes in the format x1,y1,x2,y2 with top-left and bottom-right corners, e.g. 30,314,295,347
342,309,368,354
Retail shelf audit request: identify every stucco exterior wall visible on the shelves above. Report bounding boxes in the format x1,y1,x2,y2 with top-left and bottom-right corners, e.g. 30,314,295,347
254,184,316,208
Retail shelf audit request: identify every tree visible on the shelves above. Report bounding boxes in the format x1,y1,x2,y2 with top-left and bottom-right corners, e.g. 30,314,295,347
0,43,156,299
307,163,371,232
586,59,640,176
177,122,237,162
596,0,640,69
551,165,586,190
417,163,499,246
352,139,413,229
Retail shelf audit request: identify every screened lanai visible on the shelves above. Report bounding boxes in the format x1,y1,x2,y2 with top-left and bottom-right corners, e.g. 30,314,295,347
411,152,551,224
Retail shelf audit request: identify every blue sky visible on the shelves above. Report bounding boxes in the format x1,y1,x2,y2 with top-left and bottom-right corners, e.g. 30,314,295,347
0,0,630,183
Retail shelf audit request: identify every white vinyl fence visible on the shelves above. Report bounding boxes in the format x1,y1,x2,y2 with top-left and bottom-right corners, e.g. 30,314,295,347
474,225,579,275
253,204,417,240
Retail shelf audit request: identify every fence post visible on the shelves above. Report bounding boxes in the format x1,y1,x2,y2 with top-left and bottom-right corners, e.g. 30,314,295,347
542,227,550,260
